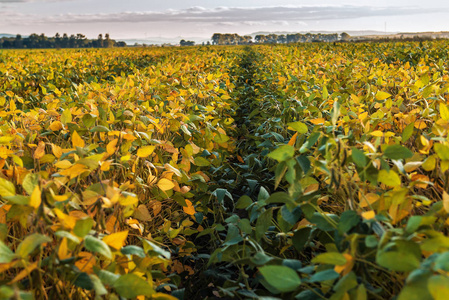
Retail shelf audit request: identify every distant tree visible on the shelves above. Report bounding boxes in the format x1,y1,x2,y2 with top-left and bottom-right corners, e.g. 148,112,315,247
341,32,350,41
54,33,61,48
14,34,23,48
62,33,69,48
96,34,104,48
104,33,115,48
211,33,221,45
277,34,286,44
180,39,195,46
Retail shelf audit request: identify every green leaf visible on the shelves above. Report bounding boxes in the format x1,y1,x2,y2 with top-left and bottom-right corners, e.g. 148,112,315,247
338,211,360,235
267,145,295,162
312,252,347,265
375,91,392,101
238,219,252,235
376,240,421,272
16,234,51,258
383,145,413,160
434,252,449,272
255,208,273,241
223,224,243,246
398,280,432,300
55,231,81,244
96,269,120,286
287,121,308,134
194,157,210,167
259,265,301,293
90,126,110,132
333,271,358,293
378,169,401,187
214,133,229,143
89,274,108,296
292,227,311,252
22,173,39,196
266,192,294,205
0,177,16,197
322,86,329,100
61,109,72,125
142,239,170,259
402,122,415,142
74,272,94,290
4,195,30,205
435,143,449,160
235,195,252,209
0,240,14,263
74,218,94,238
351,147,367,168
428,275,449,300
309,269,339,282
84,236,112,260
113,274,154,298
121,246,146,258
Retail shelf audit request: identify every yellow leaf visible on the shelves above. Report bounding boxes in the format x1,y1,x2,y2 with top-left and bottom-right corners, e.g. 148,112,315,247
134,204,152,221
119,195,138,206
375,91,392,101
370,131,383,137
414,120,427,129
9,100,16,112
55,160,72,169
100,160,112,171
404,161,423,173
183,200,196,215
358,112,369,121
75,252,96,274
51,144,63,158
49,121,63,131
378,169,401,187
288,132,298,146
310,118,325,125
54,208,77,229
0,147,13,159
411,174,429,189
102,230,128,250
60,164,88,179
58,237,70,260
157,178,175,191
123,133,136,141
10,262,38,284
443,191,449,213
440,103,449,121
107,139,118,156
72,131,85,148
360,193,379,208
422,156,436,171
361,210,376,220
137,146,156,158
334,253,354,275
34,141,46,159
29,185,41,209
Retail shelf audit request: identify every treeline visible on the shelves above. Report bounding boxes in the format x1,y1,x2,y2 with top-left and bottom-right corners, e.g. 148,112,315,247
0,33,127,49
211,32,350,45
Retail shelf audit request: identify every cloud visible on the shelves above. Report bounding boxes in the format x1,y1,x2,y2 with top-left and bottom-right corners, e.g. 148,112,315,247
0,0,69,2
0,5,442,26
44,5,440,24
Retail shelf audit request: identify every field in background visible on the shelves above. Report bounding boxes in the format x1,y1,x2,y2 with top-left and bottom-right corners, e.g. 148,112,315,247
0,41,449,299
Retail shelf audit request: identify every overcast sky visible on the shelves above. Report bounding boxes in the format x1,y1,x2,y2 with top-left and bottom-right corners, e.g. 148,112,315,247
0,0,448,39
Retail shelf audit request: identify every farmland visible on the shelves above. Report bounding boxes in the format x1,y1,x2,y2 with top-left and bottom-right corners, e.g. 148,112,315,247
0,41,449,299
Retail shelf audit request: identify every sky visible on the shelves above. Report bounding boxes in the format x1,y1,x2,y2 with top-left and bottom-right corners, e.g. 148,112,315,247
0,0,448,40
